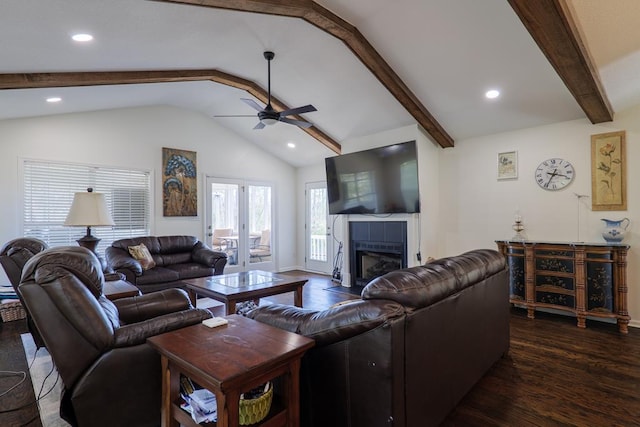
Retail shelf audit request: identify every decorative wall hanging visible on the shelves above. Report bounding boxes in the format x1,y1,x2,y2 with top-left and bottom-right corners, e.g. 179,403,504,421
497,151,518,180
162,147,197,217
591,131,626,211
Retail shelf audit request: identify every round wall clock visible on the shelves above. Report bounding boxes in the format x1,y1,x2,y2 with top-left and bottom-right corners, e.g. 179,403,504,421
535,158,575,191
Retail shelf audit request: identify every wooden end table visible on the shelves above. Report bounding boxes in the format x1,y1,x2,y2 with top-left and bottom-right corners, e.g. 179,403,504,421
103,279,140,300
147,315,314,427
185,271,307,315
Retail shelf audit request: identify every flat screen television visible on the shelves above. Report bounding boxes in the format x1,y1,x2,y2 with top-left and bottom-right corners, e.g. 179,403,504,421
325,140,420,215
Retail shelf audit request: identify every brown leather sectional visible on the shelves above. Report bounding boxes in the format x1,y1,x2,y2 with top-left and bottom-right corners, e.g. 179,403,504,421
248,248,510,427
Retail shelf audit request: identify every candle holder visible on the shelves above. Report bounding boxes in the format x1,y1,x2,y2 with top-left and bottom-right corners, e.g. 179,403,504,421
512,216,527,241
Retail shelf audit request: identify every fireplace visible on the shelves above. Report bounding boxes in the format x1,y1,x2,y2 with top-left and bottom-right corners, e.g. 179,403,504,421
349,221,407,286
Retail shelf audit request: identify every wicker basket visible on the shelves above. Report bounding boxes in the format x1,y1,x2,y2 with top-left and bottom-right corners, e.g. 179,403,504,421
239,383,273,425
0,300,27,322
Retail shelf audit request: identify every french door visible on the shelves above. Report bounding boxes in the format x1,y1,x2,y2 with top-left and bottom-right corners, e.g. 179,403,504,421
305,182,333,274
205,177,274,273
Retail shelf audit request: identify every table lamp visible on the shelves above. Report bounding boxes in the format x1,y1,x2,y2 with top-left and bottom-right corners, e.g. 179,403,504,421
64,188,115,253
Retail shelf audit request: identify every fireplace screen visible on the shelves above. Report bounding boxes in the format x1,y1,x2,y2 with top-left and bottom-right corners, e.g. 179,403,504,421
357,250,402,284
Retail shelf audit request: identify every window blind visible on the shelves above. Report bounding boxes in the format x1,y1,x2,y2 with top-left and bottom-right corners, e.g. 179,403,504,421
23,159,151,255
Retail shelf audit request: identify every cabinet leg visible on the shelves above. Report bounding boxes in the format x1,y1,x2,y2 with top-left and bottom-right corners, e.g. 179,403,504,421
577,315,586,329
618,319,629,334
527,307,535,319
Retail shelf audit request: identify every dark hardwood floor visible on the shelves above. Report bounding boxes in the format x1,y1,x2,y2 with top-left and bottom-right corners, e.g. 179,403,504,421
1,271,639,426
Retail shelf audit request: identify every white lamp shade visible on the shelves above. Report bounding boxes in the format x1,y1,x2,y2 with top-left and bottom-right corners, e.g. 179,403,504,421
64,191,115,227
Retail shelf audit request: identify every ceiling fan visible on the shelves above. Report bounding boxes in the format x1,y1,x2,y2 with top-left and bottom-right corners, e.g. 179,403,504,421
216,51,317,129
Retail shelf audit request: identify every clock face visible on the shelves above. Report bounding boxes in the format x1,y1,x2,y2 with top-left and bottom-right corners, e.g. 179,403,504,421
535,158,575,191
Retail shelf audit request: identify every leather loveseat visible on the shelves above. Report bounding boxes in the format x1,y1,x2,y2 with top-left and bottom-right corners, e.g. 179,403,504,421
105,235,227,294
247,249,509,427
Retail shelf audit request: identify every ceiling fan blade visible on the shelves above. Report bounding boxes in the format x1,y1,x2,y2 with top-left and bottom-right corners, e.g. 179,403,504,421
279,104,317,117
253,121,266,130
214,114,257,118
241,98,264,112
279,117,314,128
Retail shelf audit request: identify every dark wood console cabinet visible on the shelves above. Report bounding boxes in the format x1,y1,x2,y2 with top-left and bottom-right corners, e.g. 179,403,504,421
496,240,630,333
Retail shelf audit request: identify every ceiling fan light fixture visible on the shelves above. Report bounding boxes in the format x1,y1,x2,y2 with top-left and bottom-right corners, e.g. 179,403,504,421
261,117,278,126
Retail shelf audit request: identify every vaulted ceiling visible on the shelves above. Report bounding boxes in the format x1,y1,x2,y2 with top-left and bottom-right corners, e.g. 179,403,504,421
0,0,633,166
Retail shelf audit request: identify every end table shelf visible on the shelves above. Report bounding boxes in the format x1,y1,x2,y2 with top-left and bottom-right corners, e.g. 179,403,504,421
147,315,314,427
171,398,286,427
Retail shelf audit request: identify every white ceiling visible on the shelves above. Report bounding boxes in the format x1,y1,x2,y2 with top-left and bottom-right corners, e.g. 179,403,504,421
0,0,634,167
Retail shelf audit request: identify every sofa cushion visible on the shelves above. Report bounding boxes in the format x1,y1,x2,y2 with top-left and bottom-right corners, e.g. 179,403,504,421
128,243,156,270
362,249,506,310
247,299,404,347
158,252,192,266
157,236,198,254
166,263,214,280
133,267,180,286
362,265,457,310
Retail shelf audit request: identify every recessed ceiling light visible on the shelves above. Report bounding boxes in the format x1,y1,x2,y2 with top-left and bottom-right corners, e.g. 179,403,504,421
485,89,500,99
46,97,62,103
287,142,296,149
72,33,93,42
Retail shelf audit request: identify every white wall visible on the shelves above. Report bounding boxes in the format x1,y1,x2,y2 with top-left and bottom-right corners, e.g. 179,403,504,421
440,106,640,327
0,105,298,282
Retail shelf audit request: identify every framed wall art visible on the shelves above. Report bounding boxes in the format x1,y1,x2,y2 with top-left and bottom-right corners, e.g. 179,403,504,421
591,131,626,211
162,147,198,217
497,151,518,180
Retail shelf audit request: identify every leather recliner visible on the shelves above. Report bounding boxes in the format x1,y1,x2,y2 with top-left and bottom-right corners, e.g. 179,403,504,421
19,246,212,427
0,237,49,348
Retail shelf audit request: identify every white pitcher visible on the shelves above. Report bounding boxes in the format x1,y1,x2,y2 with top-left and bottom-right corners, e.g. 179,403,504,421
601,218,630,242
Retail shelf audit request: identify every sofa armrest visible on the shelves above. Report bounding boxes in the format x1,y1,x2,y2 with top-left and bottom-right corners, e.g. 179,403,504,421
246,299,404,347
113,308,212,347
104,272,126,282
192,242,227,274
114,288,193,324
105,246,143,276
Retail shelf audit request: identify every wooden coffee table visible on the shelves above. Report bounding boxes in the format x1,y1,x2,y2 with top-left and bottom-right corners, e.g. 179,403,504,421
184,271,307,315
147,315,314,427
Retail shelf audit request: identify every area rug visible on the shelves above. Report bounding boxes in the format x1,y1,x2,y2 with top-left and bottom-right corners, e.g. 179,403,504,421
324,285,364,296
20,334,68,427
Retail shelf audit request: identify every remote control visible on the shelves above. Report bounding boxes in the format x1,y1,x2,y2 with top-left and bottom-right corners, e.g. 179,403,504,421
202,317,229,328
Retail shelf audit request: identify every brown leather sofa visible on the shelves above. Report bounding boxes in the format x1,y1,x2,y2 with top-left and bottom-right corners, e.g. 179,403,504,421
247,249,510,427
105,235,227,294
19,246,212,427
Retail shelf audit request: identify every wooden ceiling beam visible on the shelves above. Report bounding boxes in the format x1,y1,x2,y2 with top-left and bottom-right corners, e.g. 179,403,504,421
156,0,455,147
508,0,613,123
0,70,341,154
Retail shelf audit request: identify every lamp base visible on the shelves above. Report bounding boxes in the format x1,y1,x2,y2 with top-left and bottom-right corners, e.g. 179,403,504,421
76,235,100,253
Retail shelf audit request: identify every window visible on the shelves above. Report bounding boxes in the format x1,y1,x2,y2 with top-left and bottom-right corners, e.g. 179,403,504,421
22,159,151,255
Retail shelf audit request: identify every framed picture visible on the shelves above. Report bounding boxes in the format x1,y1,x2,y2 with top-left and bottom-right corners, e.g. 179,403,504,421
162,147,198,217
497,151,518,180
591,131,626,211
